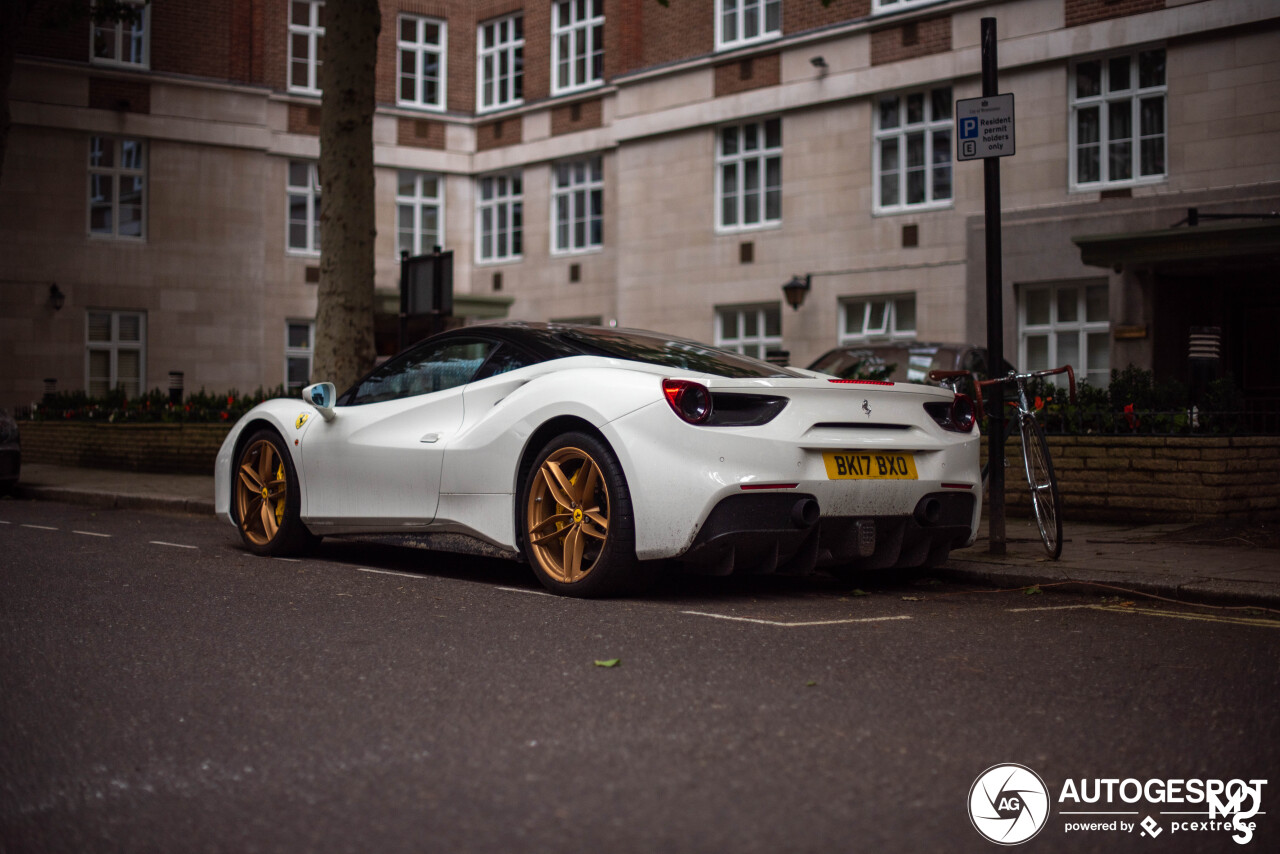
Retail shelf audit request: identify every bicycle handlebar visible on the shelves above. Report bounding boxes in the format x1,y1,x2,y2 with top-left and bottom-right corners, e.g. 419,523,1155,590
927,365,1077,415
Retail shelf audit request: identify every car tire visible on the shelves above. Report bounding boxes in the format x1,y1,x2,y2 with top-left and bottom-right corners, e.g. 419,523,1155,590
520,431,640,598
232,429,317,557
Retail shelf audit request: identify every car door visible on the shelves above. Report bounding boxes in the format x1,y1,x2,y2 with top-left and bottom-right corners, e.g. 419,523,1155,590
299,338,496,530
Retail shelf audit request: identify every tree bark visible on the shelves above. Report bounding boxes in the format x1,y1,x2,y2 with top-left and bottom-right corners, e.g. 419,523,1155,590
314,0,380,394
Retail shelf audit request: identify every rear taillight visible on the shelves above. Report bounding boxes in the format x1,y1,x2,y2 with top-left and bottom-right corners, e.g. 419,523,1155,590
663,379,712,424
925,394,976,433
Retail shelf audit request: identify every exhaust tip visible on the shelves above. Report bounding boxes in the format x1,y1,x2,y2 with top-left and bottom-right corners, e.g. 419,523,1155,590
791,498,820,529
915,497,942,526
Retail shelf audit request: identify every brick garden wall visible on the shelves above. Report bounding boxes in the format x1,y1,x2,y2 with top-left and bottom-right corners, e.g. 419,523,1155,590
988,436,1280,523
20,423,234,475
19,425,1280,521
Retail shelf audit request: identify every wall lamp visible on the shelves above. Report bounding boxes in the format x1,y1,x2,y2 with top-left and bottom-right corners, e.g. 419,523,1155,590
810,56,828,70
782,274,811,310
48,283,65,311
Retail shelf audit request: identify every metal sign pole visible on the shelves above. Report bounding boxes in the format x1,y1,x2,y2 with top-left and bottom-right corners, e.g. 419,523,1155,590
981,17,1006,555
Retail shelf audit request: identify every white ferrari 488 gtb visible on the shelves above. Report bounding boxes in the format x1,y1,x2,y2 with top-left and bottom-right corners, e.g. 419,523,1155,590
215,323,981,596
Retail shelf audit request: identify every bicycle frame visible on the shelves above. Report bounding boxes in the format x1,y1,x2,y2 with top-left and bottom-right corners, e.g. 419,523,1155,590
930,365,1076,559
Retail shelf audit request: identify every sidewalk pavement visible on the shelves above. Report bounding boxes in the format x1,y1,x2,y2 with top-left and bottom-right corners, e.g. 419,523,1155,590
9,463,1279,610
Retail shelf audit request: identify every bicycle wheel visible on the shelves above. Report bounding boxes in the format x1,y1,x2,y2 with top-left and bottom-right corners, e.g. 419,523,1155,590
1019,416,1063,559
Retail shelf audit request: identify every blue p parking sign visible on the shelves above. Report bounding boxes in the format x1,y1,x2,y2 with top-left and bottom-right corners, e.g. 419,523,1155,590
955,94,1015,161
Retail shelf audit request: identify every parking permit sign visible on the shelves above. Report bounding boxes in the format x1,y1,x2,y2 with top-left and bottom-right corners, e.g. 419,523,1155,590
956,93,1015,160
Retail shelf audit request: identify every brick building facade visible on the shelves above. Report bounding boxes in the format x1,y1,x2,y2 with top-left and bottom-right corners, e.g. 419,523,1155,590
2,0,1278,409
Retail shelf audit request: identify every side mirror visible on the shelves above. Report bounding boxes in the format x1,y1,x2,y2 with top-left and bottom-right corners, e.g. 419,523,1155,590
301,382,337,422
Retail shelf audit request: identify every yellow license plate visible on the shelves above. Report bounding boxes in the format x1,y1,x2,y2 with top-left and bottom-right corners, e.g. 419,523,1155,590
823,451,918,480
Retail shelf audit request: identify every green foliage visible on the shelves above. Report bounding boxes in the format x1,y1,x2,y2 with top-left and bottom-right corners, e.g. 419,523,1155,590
1030,366,1251,435
28,385,288,423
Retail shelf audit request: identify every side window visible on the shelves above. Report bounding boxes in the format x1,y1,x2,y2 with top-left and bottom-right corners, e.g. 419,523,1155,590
349,340,494,404
474,344,534,380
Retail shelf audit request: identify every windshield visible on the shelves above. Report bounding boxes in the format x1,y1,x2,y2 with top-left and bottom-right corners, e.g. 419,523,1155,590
557,327,800,379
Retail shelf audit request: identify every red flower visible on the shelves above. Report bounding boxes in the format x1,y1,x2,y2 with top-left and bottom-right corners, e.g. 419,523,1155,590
221,411,229,420
226,395,235,407
1123,403,1140,430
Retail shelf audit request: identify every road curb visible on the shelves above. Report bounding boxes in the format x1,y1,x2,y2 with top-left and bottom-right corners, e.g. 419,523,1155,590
14,484,216,518
938,558,1280,611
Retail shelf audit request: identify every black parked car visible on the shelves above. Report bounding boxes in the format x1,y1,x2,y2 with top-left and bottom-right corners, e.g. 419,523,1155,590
0,409,19,495
808,341,1015,398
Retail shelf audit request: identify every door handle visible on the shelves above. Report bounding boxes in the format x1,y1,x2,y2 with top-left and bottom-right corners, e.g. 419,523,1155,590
420,433,440,444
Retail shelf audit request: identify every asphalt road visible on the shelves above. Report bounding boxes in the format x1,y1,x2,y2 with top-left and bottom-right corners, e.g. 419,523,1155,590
2,499,1276,854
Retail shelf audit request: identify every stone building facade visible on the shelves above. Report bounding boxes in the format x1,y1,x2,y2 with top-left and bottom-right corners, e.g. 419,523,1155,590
2,0,1277,409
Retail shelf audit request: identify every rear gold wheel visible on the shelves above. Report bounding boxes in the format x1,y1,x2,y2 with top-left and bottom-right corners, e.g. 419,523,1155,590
521,432,638,597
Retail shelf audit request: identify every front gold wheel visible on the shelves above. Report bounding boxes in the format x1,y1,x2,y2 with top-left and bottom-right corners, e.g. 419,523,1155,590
526,446,610,583
232,429,315,556
235,438,288,546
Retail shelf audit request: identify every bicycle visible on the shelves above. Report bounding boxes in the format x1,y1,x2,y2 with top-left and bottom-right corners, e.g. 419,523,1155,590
930,365,1076,559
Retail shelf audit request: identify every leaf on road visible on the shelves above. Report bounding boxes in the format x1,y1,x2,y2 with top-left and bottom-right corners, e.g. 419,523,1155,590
594,658,621,668
850,589,870,597
901,595,923,602
1024,586,1044,595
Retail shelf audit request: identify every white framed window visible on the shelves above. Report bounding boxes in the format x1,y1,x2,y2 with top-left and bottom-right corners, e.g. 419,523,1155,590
89,135,146,240
287,160,321,254
1071,48,1166,189
875,86,952,212
839,295,917,343
716,304,782,360
872,0,936,14
285,320,315,393
477,172,523,263
716,0,781,50
552,155,603,254
478,13,524,112
551,0,604,95
1019,282,1110,388
288,0,325,95
717,118,782,231
396,171,443,258
91,0,148,68
397,14,446,110
86,310,146,398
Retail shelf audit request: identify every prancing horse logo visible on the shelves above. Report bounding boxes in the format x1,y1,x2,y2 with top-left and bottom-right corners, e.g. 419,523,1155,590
862,399,872,418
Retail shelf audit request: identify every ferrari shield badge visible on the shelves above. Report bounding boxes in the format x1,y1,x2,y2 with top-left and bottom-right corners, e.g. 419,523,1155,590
295,413,309,430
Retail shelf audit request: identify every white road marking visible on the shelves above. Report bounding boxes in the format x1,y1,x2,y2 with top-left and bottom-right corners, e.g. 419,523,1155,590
73,530,113,538
150,541,198,549
496,586,557,598
682,611,912,627
1007,604,1098,613
21,524,58,531
0,520,10,524
355,567,424,579
273,557,301,563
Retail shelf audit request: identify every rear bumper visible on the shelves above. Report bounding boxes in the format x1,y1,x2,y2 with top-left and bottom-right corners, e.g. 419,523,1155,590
680,490,977,575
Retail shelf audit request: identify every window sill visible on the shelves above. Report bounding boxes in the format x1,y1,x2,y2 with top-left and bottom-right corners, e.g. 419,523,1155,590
476,100,525,115
550,245,604,258
550,80,604,99
873,200,954,217
1070,176,1168,195
715,220,782,236
715,32,781,53
396,101,447,113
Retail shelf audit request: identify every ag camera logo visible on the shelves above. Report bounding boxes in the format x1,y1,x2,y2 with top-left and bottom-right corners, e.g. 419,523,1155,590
969,764,1050,845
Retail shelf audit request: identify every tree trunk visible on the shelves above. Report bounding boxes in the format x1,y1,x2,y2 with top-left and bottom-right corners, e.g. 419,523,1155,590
313,0,380,394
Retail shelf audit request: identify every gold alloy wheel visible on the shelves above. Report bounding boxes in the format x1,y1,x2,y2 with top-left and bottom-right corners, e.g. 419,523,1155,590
235,438,289,546
526,446,610,584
